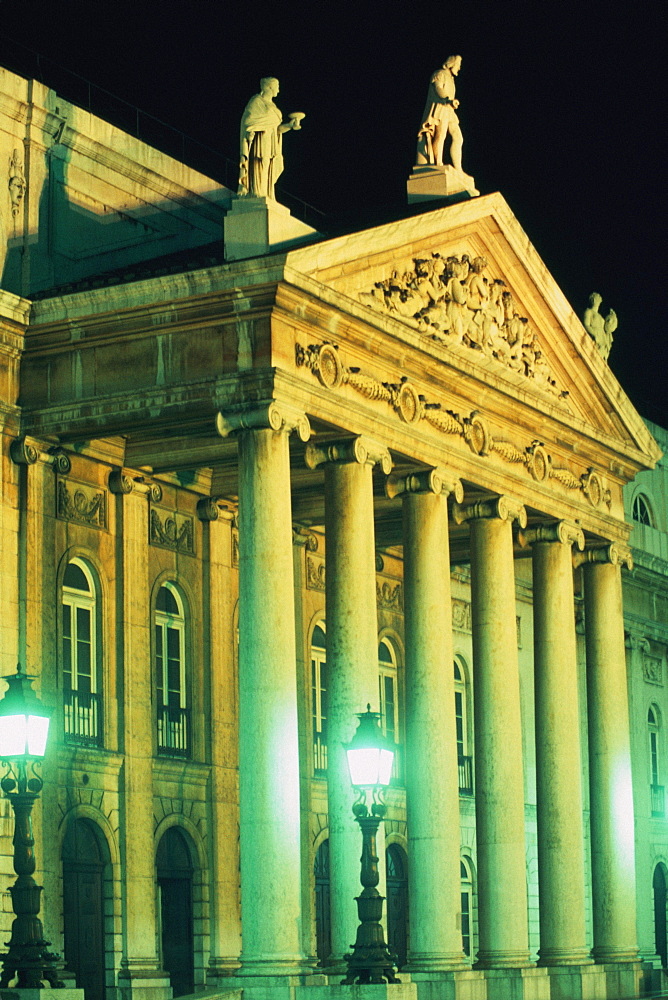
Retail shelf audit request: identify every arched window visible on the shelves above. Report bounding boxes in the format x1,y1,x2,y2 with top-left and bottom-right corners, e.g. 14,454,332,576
62,558,102,746
311,623,327,773
378,638,398,744
460,858,474,958
155,583,189,757
633,493,653,526
454,659,473,795
649,706,664,817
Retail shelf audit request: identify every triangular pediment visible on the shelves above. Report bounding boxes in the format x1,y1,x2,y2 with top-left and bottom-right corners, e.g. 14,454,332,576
285,192,660,472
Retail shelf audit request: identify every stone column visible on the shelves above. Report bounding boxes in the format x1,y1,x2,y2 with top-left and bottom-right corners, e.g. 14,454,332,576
580,544,639,965
305,436,392,967
386,467,466,970
453,496,531,968
520,521,591,966
110,470,171,1000
218,402,310,976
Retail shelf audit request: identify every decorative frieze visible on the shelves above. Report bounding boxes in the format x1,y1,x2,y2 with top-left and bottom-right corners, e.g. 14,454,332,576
377,581,403,610
643,655,663,686
57,479,107,529
149,507,195,555
306,555,326,592
355,253,567,400
296,341,611,510
452,598,472,632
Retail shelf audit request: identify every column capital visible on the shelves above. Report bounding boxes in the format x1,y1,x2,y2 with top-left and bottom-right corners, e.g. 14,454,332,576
452,494,527,528
10,436,71,473
216,401,311,442
518,520,585,550
304,435,392,474
385,466,463,501
574,542,633,570
109,469,162,502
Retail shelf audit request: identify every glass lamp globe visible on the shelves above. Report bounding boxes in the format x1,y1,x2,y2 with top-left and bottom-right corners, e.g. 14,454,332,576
346,705,395,789
0,667,51,760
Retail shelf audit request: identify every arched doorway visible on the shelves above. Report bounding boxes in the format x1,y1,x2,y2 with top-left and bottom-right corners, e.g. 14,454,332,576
654,863,668,967
386,844,409,969
62,818,107,1000
156,827,195,997
314,839,331,966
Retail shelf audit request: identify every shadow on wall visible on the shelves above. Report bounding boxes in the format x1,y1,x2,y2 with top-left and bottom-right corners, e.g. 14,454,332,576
1,89,232,298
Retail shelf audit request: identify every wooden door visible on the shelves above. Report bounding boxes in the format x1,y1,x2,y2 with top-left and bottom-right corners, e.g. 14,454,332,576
62,820,106,1000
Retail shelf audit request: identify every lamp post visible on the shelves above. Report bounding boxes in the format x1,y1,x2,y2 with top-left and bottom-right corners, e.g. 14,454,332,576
0,665,63,988
341,705,400,985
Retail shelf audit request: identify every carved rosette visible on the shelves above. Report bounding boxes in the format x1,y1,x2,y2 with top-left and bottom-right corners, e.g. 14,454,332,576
296,338,610,510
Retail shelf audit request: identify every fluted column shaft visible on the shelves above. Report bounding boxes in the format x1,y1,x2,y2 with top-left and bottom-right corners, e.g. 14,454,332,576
395,470,465,970
582,548,639,963
236,424,306,974
307,437,391,966
526,523,590,965
457,497,530,967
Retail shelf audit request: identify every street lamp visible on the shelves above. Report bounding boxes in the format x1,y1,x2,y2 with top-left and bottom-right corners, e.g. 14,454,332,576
341,705,400,985
0,666,62,988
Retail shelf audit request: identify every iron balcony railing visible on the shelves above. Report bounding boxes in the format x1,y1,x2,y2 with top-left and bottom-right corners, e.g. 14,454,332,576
651,783,665,818
458,755,474,795
64,689,102,747
314,735,328,774
157,705,191,758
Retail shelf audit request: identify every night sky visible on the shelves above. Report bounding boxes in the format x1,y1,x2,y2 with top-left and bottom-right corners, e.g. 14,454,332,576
3,2,666,427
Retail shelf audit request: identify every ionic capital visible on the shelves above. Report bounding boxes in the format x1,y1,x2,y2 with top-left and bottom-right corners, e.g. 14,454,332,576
216,402,311,442
10,437,71,473
452,494,527,528
574,542,633,570
304,435,392,474
385,466,463,501
518,520,585,550
109,470,162,501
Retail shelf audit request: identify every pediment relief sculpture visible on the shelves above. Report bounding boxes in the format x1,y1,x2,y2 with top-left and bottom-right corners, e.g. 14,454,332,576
357,253,566,401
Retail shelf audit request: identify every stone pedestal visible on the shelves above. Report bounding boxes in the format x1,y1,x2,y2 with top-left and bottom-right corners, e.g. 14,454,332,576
543,964,607,1000
109,969,172,1000
224,196,319,260
482,967,549,1000
406,165,478,205
1,991,85,1000
409,968,487,1000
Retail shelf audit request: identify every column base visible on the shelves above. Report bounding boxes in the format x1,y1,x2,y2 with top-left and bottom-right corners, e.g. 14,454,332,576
595,961,644,1000
409,968,487,999
537,948,593,966
543,964,607,1000
482,967,550,1000
207,957,242,984
108,967,172,1000
405,955,470,973
0,992,84,1000
299,982,417,1000
474,951,533,969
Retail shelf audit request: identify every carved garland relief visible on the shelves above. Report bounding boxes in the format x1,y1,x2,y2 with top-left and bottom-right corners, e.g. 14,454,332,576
57,479,107,529
296,341,611,511
356,253,566,400
149,507,195,555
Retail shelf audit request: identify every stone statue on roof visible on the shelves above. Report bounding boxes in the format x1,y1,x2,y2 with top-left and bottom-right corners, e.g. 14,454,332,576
408,57,478,203
238,77,304,200
583,292,617,361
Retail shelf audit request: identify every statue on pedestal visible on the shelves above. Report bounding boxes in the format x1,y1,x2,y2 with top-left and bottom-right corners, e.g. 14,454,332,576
583,292,617,361
408,57,478,203
238,77,304,199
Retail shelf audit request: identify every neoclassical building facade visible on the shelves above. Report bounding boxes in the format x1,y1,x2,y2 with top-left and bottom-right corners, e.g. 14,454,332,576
0,65,666,1000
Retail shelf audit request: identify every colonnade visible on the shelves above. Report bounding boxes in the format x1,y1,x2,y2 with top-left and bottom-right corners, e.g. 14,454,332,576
226,408,639,984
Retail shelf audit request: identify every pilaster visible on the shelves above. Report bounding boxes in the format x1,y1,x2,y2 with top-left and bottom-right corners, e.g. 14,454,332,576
452,496,531,969
108,470,171,1000
304,436,392,969
386,468,467,971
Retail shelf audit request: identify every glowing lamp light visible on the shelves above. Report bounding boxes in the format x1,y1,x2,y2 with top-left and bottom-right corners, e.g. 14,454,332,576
346,705,395,789
0,667,51,761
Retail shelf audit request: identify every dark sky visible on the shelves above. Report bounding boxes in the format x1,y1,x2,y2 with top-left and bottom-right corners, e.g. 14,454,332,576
3,1,667,427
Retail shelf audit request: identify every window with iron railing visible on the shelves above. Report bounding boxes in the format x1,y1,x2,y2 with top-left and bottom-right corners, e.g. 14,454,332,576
156,583,190,758
379,638,402,784
62,559,103,748
311,623,327,774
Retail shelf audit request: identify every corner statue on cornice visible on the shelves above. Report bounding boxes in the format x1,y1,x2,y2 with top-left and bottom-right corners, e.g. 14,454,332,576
238,77,305,199
408,56,479,205
583,292,617,361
